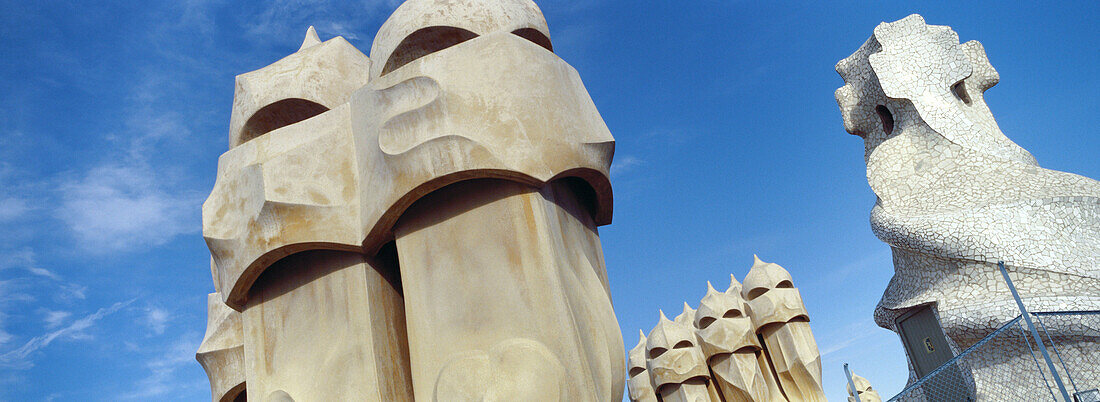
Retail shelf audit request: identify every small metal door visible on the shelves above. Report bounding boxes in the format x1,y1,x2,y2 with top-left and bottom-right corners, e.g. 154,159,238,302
897,305,955,377
896,305,975,401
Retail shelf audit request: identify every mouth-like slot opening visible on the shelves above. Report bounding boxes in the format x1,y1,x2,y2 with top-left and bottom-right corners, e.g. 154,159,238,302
239,98,329,145
723,308,743,318
875,105,894,135
382,26,478,76
775,280,793,289
656,377,708,395
757,322,784,335
733,345,760,354
512,28,553,52
628,366,646,377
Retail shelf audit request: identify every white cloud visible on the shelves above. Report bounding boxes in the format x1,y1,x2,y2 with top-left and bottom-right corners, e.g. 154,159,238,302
42,310,71,329
144,307,170,336
0,299,134,369
57,163,198,253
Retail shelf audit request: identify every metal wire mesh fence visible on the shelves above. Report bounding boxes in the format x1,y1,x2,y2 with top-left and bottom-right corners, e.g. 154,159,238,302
884,311,1100,402
1032,311,1100,402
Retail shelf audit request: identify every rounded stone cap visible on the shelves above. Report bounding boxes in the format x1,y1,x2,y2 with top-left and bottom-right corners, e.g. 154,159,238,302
370,0,550,78
742,255,794,300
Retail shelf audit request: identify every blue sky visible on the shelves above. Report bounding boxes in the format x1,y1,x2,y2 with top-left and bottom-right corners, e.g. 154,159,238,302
0,1,1096,400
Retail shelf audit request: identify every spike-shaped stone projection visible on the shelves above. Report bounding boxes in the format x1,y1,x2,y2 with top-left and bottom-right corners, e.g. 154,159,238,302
629,256,824,402
197,0,623,400
836,14,1100,395
628,331,659,402
696,276,784,402
743,256,825,401
646,310,714,402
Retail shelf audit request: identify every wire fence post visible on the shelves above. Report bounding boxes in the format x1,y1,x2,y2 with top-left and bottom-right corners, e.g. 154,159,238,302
998,260,1072,401
844,363,859,401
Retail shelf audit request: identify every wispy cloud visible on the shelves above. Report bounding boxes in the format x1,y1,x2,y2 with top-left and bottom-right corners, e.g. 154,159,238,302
830,248,892,284
120,332,204,400
27,267,59,281
611,155,643,177
57,163,198,253
820,319,880,358
144,307,170,336
0,197,30,222
244,0,400,49
42,310,72,329
0,248,35,271
57,283,87,302
0,299,134,369
0,248,60,281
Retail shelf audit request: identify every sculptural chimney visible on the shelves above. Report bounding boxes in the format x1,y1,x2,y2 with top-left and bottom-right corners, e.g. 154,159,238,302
198,0,625,400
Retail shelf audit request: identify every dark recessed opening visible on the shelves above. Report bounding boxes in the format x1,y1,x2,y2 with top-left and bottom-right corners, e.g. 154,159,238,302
673,340,693,349
382,26,478,76
511,28,553,52
723,309,742,318
375,241,402,296
697,316,716,329
952,81,972,105
648,347,667,359
875,105,894,135
746,287,768,300
240,98,329,144
628,367,645,377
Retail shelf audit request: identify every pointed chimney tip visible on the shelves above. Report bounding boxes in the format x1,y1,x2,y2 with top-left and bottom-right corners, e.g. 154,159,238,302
299,26,322,51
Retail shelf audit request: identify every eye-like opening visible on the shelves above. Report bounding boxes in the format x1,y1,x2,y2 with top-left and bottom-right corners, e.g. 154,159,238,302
723,309,742,318
697,316,716,329
775,280,793,289
628,366,646,377
382,26,478,76
511,28,553,52
746,287,768,300
673,340,693,349
875,105,894,135
648,347,667,359
952,80,972,105
240,98,329,145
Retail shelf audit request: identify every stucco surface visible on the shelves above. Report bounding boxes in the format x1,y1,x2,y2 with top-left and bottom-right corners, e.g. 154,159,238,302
629,257,823,402
197,0,622,400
